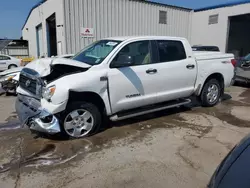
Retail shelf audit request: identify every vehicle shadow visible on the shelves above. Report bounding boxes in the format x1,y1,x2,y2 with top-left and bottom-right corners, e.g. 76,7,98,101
46,106,193,141
108,106,191,129
222,93,233,101
234,81,250,88
0,91,17,97
105,93,232,130
38,94,233,141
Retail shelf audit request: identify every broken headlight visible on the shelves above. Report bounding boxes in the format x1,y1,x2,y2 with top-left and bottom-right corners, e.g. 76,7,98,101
42,85,56,101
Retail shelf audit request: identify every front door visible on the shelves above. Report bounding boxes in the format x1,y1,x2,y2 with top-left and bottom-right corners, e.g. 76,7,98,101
153,40,197,103
0,55,9,70
108,40,158,114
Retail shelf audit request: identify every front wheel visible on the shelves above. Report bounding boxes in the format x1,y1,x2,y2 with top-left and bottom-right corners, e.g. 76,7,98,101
61,102,102,139
200,79,222,107
8,64,17,69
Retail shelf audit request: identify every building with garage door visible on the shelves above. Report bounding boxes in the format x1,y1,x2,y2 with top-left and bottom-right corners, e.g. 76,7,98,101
192,0,250,57
22,0,192,58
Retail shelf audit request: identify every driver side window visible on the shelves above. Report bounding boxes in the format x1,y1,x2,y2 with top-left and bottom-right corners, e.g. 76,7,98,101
111,40,151,67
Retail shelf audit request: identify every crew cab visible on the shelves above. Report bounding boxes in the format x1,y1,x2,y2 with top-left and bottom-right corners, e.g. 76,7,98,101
15,36,235,138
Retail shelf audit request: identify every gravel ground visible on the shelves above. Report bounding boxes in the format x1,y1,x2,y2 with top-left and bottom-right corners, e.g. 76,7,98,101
0,86,250,188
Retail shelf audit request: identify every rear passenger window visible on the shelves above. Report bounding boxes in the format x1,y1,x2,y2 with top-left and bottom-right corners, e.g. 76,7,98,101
156,40,186,62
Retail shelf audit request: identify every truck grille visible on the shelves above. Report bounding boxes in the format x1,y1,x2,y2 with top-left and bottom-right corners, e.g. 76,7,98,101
19,74,37,95
19,68,44,98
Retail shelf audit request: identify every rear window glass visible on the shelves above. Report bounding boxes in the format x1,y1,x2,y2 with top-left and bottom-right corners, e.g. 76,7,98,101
157,40,186,62
192,46,220,52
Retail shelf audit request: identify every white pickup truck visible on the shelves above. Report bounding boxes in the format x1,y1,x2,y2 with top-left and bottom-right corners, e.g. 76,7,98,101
16,36,235,138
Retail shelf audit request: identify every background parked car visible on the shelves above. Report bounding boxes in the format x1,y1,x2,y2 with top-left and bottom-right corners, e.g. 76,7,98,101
192,45,220,52
0,54,21,71
237,53,250,62
208,133,250,188
235,53,250,84
236,53,250,67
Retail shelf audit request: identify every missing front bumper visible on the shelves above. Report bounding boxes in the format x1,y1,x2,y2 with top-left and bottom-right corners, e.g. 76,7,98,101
15,94,61,134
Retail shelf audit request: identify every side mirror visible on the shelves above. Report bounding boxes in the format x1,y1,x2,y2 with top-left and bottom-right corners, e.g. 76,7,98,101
112,55,133,68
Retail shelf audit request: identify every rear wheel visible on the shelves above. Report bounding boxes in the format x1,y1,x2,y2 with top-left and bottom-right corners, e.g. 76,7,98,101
200,79,222,107
61,102,102,139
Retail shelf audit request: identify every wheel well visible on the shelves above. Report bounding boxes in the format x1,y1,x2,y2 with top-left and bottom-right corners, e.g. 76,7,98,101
202,73,225,94
8,64,17,69
68,91,106,114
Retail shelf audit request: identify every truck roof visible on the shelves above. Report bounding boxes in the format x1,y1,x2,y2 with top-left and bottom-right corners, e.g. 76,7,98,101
104,36,186,41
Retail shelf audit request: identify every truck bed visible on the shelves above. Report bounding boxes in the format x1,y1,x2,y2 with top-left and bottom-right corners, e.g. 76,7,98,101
193,51,234,61
193,51,235,90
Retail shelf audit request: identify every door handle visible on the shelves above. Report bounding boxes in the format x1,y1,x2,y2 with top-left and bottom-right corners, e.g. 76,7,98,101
186,64,195,69
146,69,157,74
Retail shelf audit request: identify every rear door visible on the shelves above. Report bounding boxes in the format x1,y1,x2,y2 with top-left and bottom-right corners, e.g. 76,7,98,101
0,55,10,70
152,40,197,103
108,40,158,113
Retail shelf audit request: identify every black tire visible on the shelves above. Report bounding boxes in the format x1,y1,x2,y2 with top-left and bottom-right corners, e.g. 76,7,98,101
8,64,17,69
61,102,102,139
6,85,18,96
200,78,222,107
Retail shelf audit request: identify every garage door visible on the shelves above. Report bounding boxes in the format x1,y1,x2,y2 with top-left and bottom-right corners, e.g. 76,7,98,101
36,24,44,57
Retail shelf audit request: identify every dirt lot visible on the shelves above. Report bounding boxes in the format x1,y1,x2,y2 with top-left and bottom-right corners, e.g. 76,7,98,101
0,86,250,188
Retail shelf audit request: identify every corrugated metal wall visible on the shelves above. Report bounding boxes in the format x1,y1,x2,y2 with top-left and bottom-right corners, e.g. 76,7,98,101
63,0,193,54
0,47,29,58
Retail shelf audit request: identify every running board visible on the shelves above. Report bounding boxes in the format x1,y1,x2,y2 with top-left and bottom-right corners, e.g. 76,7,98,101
110,99,191,121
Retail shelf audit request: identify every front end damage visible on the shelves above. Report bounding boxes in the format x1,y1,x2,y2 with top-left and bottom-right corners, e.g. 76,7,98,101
16,67,62,134
16,59,91,135
16,94,61,134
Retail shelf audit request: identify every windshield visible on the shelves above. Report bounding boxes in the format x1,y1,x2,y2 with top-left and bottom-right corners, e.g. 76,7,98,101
244,53,250,60
72,40,121,65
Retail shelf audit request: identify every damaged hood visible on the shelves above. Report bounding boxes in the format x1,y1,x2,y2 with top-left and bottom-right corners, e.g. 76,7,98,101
25,58,91,77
